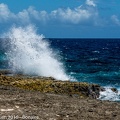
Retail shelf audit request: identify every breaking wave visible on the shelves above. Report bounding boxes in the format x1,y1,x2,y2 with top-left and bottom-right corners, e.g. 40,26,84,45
4,25,69,80
99,87,120,101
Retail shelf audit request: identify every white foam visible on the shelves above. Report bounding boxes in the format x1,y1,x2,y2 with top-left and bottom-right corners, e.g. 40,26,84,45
4,25,69,80
99,87,120,101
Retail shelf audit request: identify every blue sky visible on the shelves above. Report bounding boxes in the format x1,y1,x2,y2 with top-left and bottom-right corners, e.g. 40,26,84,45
0,0,120,38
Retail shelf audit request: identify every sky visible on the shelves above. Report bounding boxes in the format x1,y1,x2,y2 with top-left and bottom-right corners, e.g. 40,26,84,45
0,0,120,38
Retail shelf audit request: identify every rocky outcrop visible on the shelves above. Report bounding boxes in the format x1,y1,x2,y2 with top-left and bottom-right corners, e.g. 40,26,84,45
0,69,12,75
0,71,120,120
0,85,120,120
0,74,102,99
111,88,118,93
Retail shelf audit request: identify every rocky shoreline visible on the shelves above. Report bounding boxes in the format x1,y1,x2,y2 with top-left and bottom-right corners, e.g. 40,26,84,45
0,75,102,99
0,70,120,120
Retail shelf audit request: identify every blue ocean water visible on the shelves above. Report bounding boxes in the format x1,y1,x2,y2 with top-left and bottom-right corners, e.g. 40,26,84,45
49,39,120,87
0,38,120,101
49,38,120,101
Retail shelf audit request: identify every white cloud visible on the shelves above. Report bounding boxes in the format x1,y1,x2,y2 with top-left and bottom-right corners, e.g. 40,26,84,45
86,0,96,7
111,15,120,26
17,10,30,23
27,6,49,22
0,4,49,24
0,3,98,25
0,3,15,22
50,6,92,24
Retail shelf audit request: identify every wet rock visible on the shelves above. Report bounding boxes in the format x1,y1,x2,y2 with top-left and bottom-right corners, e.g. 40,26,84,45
111,88,118,93
0,69,13,75
100,87,106,92
88,84,101,99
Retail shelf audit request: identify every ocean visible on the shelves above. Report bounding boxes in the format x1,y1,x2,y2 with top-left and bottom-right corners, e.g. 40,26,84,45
49,38,120,87
0,26,120,101
49,38,120,101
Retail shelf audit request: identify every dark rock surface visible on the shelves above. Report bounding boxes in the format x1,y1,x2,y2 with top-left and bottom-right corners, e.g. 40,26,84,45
111,88,118,93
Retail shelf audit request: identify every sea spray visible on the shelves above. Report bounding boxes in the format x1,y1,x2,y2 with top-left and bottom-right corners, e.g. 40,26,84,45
4,25,69,80
99,87,120,101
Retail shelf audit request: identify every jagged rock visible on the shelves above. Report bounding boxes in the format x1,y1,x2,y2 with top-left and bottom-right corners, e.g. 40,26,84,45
0,69,12,75
111,88,118,93
88,84,101,99
0,75,102,99
100,87,106,92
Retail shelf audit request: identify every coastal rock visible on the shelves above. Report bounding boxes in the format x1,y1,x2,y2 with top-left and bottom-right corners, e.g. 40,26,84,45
0,75,102,99
0,74,120,120
100,87,106,92
0,85,120,120
0,69,12,75
111,88,118,93
88,84,101,99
